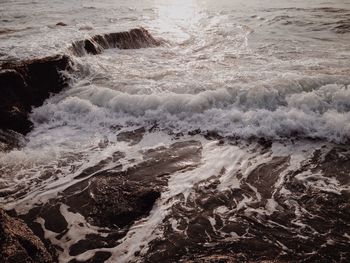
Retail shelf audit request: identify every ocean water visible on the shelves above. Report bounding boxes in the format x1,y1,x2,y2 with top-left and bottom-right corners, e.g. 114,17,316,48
1,0,350,262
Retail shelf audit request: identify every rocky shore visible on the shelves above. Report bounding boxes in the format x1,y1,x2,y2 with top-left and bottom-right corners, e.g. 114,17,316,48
1,25,349,263
2,126,349,262
0,55,71,134
0,28,163,263
0,27,160,136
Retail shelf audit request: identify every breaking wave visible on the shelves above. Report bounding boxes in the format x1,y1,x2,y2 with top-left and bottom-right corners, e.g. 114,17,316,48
31,79,350,143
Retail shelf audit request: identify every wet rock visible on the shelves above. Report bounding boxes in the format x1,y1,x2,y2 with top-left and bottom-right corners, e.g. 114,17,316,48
64,141,202,229
128,140,202,184
40,204,68,234
70,27,160,56
333,18,350,33
64,176,161,228
316,146,350,185
204,130,223,141
0,28,16,35
246,156,290,200
0,28,31,36
257,138,273,149
0,28,160,137
144,145,350,263
188,128,201,136
69,233,123,256
0,209,54,263
0,129,26,151
0,55,71,134
18,140,202,260
0,69,32,133
117,127,145,145
68,251,111,263
56,22,67,26
74,151,125,180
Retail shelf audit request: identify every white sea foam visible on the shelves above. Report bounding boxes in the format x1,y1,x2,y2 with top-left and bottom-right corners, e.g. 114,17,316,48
1,1,350,261
0,0,348,218
30,81,350,143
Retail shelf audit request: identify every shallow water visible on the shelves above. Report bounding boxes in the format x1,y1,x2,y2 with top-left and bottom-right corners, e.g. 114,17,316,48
0,0,350,262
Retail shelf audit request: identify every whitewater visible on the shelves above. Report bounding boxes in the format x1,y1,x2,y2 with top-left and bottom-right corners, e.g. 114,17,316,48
0,0,350,262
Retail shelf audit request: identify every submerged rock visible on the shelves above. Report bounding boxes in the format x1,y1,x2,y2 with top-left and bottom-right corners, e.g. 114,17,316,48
333,18,350,33
0,28,16,35
56,22,67,26
0,209,54,263
20,140,202,260
144,144,350,263
0,55,71,134
117,127,146,145
64,141,202,228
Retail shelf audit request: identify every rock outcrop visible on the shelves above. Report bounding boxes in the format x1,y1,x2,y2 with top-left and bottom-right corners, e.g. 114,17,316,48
64,140,202,229
0,28,160,136
0,130,25,151
70,27,160,56
20,138,202,260
0,55,71,134
0,209,54,263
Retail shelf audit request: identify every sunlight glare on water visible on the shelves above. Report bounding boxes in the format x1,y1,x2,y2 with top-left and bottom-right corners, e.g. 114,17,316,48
153,0,200,40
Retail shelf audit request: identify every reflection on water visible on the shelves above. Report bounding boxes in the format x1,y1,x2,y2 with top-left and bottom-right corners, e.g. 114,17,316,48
153,0,201,40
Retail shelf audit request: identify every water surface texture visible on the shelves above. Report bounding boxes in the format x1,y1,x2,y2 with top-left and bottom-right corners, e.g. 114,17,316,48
0,0,350,262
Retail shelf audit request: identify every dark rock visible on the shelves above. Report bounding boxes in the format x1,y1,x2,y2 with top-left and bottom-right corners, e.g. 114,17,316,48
0,28,16,35
0,28,160,136
144,144,350,263
74,151,125,180
333,18,350,33
64,176,161,228
18,140,202,259
69,232,123,256
204,130,223,140
188,128,201,136
68,251,112,263
246,156,290,200
40,204,68,234
56,22,67,26
70,27,160,56
0,209,54,263
84,39,102,55
0,129,26,151
117,127,145,145
64,140,202,229
0,55,71,134
0,69,32,133
257,137,273,148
